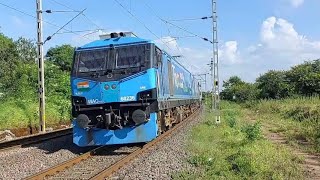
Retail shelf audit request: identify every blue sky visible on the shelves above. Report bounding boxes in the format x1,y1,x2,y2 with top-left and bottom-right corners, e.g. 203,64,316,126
1,0,320,88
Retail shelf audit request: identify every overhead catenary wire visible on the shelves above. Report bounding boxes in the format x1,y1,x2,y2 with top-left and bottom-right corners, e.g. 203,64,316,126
113,0,173,51
43,8,86,44
139,0,202,73
0,2,90,41
50,0,103,30
56,29,104,35
44,10,82,13
169,16,213,22
141,0,213,45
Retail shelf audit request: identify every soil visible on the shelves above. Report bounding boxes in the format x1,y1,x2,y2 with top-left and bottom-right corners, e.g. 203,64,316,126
265,131,320,180
4,122,71,138
246,110,320,180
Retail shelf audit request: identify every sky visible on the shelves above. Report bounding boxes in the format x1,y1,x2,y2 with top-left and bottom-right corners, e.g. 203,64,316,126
1,0,320,90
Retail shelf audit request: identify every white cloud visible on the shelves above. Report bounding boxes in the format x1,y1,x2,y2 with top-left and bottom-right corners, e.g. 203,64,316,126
219,41,241,64
281,0,305,8
288,0,304,8
252,16,320,64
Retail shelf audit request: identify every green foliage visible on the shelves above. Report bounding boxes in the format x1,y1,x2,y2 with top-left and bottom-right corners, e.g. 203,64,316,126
46,44,75,71
15,37,37,63
0,33,19,94
0,33,73,130
251,97,320,152
222,60,320,101
178,102,304,179
256,70,293,99
221,76,259,102
286,60,320,96
241,122,262,141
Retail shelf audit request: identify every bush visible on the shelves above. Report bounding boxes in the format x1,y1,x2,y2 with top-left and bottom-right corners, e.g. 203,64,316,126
241,122,262,141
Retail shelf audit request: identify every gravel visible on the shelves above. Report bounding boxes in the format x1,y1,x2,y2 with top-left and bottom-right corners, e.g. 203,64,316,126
47,145,141,180
110,111,202,180
0,135,93,179
0,110,202,180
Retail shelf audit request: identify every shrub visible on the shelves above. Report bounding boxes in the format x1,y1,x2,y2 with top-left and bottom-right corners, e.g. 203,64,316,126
241,122,262,141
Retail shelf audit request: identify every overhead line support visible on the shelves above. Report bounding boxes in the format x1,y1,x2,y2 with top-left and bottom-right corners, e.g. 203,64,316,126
212,0,220,123
36,0,45,132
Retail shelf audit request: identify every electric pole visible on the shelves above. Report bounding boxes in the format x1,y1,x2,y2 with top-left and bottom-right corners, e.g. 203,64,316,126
212,0,220,123
36,0,46,132
194,73,208,104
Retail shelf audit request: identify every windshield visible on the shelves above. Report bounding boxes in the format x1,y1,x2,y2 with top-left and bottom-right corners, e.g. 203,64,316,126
116,45,146,69
77,49,106,73
73,44,151,76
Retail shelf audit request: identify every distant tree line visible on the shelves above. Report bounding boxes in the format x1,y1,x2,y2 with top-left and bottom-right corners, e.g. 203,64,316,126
221,60,320,102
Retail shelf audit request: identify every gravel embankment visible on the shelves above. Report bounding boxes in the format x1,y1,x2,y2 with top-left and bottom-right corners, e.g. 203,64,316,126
0,135,93,179
0,110,202,180
110,111,203,180
47,145,141,180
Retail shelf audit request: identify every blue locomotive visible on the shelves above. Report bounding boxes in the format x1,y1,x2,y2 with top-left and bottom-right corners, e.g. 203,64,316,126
71,32,200,147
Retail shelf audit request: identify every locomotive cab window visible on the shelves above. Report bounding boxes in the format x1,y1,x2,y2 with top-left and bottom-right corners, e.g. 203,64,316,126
115,45,150,69
77,50,106,73
73,44,152,78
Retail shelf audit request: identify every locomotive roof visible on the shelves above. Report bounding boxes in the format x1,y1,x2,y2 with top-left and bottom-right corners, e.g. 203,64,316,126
77,37,151,50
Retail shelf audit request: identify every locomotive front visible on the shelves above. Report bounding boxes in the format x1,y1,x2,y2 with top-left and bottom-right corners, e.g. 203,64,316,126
71,33,160,146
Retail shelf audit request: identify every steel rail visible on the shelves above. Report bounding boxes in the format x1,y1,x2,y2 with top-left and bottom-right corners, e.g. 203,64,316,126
91,107,201,180
24,107,201,180
24,145,104,180
0,127,72,152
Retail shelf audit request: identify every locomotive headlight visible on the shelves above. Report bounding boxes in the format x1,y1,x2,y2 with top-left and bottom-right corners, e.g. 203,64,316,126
111,84,117,89
104,84,110,90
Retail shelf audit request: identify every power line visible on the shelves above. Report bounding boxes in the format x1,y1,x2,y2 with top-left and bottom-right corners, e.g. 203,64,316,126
113,0,173,51
169,16,213,22
138,0,204,74
44,9,86,44
44,10,82,13
141,1,213,45
163,20,213,44
0,2,36,18
56,29,104,35
0,2,90,41
50,0,103,30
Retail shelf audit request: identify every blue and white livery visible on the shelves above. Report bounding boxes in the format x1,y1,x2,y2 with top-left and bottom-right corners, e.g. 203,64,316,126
71,32,200,146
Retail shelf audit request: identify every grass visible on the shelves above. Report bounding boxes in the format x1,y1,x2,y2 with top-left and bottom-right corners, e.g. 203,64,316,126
0,97,71,130
173,101,304,180
245,96,320,153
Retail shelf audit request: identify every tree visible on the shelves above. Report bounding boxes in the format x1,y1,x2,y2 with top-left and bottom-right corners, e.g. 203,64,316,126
0,33,19,94
46,44,75,71
256,70,292,99
15,37,37,63
223,76,244,88
286,60,320,96
221,76,259,102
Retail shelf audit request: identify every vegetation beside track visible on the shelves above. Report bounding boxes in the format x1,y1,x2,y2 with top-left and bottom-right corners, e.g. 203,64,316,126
244,96,320,153
173,102,304,179
0,33,72,130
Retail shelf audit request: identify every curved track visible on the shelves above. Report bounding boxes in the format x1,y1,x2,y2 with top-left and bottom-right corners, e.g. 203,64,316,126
25,108,201,180
0,128,72,152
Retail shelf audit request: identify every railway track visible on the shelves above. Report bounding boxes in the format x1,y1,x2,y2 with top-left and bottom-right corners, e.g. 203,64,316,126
25,107,201,180
0,128,72,152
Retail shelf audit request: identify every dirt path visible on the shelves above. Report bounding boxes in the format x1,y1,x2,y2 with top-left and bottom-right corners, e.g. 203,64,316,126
245,110,320,180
